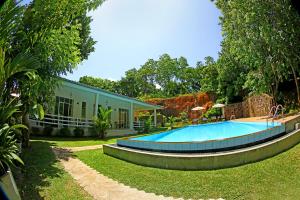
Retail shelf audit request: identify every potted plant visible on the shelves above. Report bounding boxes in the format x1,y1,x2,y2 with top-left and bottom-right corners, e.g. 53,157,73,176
0,124,25,200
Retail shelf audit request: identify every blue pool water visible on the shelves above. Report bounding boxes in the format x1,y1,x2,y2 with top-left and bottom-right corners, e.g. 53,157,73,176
131,121,281,142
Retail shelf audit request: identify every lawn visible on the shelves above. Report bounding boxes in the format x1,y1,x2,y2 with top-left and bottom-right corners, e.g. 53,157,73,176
31,127,168,147
14,141,92,200
75,143,300,200
31,136,119,147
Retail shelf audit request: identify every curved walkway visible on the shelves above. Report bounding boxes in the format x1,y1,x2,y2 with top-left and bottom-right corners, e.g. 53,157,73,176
52,147,224,200
63,144,103,152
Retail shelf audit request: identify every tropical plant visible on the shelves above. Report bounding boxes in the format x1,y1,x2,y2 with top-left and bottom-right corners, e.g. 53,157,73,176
0,124,26,175
179,111,188,123
204,108,222,119
168,116,177,130
0,0,103,147
93,107,112,139
161,114,167,127
143,116,152,133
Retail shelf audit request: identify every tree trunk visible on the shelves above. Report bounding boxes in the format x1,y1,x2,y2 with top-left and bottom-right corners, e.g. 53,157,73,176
290,65,300,105
22,112,31,148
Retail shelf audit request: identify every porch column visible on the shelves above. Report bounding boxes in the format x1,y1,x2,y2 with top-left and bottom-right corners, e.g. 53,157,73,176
95,94,99,117
130,102,134,130
154,109,157,127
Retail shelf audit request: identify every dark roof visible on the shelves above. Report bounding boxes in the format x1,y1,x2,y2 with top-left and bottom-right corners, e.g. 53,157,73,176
59,77,162,109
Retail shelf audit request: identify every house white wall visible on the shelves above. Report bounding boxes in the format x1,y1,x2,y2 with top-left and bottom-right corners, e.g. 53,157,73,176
52,79,160,130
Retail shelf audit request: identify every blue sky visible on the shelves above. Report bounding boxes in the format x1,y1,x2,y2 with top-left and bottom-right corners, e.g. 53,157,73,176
26,0,222,81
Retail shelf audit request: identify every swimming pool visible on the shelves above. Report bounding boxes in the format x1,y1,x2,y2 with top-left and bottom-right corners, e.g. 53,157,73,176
117,121,286,152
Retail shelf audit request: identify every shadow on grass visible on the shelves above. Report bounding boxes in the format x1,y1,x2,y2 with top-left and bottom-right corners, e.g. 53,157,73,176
13,141,73,200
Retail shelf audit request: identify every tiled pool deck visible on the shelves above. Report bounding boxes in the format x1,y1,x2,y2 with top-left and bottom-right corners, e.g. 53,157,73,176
233,114,300,123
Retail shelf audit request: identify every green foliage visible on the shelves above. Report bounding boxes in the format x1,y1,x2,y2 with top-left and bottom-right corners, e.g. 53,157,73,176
43,126,53,136
204,108,222,119
143,116,152,133
79,53,204,98
79,76,119,93
161,114,167,127
168,116,177,129
58,127,71,137
73,127,85,137
215,0,300,104
179,111,188,123
93,107,112,139
0,124,25,174
0,0,103,147
31,127,41,135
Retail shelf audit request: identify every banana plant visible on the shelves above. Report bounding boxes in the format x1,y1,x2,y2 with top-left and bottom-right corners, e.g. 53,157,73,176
93,107,112,139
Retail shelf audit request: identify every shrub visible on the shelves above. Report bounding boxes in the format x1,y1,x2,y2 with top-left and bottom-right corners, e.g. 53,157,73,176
168,116,177,129
143,116,152,133
204,108,222,118
31,127,41,135
58,127,71,137
87,127,97,137
43,126,53,136
73,127,84,137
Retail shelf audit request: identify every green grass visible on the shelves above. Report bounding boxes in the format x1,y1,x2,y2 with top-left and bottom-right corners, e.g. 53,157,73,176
75,144,300,200
31,136,119,147
14,141,92,200
31,127,168,147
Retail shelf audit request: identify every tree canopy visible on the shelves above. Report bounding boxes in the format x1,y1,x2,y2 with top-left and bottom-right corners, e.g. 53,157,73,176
79,54,210,99
81,0,300,109
0,0,103,146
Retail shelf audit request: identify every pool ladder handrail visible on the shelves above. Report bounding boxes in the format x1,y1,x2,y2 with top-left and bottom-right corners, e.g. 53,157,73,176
230,115,236,120
273,104,284,119
268,105,277,118
266,104,284,128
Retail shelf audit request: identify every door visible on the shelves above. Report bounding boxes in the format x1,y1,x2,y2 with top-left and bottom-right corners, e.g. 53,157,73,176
118,108,129,128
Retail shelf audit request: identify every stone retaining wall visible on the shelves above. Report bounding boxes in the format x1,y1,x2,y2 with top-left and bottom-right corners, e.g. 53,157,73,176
224,94,273,120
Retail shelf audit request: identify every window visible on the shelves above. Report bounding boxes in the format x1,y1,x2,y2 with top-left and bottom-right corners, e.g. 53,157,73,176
54,96,73,117
81,102,86,118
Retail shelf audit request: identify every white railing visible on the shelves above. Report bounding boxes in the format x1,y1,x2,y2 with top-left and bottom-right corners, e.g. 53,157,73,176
30,113,157,130
133,121,155,129
29,113,93,128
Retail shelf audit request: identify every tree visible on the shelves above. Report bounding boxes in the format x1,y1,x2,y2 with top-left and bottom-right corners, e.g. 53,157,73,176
117,68,141,97
200,57,218,93
79,76,118,93
93,107,112,139
1,0,103,146
156,54,181,96
215,0,300,104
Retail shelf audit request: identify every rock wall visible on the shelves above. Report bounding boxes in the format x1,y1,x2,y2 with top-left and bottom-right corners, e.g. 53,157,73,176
224,94,273,120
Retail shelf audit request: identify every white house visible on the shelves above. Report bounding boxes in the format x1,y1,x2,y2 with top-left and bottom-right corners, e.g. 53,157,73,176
30,78,161,136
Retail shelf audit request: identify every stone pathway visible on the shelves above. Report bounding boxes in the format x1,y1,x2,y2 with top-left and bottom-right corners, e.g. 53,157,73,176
63,144,103,152
53,147,224,200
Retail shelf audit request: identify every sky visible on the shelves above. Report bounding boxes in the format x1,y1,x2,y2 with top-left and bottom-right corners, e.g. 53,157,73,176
26,0,223,81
